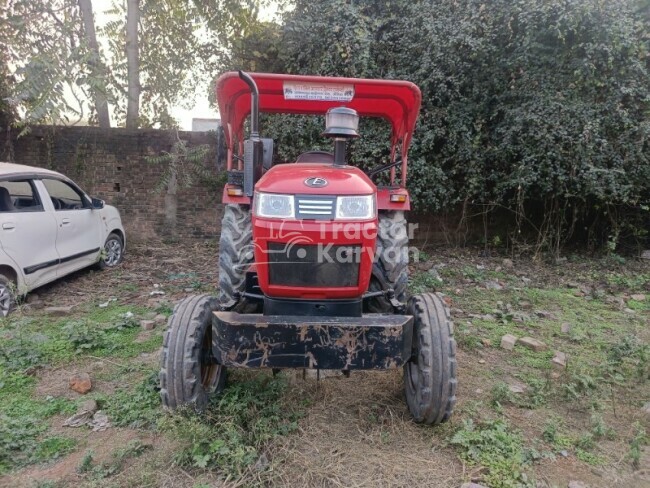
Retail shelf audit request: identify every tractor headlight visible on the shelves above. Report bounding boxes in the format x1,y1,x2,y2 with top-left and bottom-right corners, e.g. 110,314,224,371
254,192,295,218
336,195,375,220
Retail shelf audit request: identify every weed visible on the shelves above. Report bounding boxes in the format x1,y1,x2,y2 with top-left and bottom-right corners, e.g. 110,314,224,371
542,417,560,444
628,422,647,470
119,283,139,292
77,440,151,481
575,433,595,450
455,327,480,351
62,320,107,353
0,415,46,473
0,335,44,372
449,419,530,488
490,382,512,409
408,271,441,294
155,303,174,315
77,451,94,474
590,413,616,440
562,371,600,400
108,312,140,331
461,265,485,282
605,273,650,290
523,377,549,408
575,448,605,466
161,373,301,476
103,370,161,429
34,437,76,461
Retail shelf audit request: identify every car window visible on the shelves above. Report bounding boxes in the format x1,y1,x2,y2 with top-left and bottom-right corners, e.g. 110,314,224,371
0,179,44,212
42,179,88,211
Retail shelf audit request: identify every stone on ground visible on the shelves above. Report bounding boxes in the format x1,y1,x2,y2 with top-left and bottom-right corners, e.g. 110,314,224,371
79,399,98,413
500,334,517,351
502,258,514,269
154,314,167,324
630,293,646,301
517,336,548,352
568,482,589,488
69,372,92,394
140,319,156,330
45,305,75,316
552,351,567,369
561,322,572,334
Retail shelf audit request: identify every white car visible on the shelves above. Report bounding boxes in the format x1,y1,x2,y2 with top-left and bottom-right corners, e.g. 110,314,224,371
0,162,126,316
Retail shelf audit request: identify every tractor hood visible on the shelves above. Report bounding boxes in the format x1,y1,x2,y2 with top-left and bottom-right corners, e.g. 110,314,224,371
255,163,375,195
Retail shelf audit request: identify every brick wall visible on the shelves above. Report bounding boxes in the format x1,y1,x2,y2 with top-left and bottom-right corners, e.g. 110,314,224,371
0,125,476,245
0,125,224,241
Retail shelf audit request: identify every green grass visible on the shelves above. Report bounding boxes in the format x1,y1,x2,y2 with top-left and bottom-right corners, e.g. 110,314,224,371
0,303,159,474
161,371,303,476
431,263,649,476
0,368,76,474
100,369,161,429
449,419,531,488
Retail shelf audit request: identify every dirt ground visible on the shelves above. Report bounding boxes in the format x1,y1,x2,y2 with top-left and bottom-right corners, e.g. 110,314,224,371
0,240,648,488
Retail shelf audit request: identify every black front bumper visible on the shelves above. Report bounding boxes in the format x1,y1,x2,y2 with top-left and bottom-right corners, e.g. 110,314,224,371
212,312,414,370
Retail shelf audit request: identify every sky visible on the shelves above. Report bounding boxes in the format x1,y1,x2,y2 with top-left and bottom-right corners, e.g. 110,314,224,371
92,0,280,130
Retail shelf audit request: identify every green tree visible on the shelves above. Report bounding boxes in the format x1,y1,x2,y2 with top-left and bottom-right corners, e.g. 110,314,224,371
2,0,259,128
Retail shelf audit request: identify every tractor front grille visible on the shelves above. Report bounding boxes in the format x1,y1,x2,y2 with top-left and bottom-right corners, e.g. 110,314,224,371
295,195,335,220
267,242,360,287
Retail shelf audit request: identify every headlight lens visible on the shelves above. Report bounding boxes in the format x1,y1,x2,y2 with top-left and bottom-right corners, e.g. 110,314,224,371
254,192,295,218
336,195,375,220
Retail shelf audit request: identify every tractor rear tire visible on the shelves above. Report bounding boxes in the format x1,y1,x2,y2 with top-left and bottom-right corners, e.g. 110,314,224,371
404,292,457,424
218,204,257,312
366,211,409,313
160,294,226,411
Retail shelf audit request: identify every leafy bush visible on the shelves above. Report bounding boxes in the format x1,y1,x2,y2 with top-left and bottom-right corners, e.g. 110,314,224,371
230,0,649,252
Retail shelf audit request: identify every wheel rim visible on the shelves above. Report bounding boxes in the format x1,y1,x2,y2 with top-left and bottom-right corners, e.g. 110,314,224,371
104,238,122,267
406,361,419,394
201,324,221,392
0,283,11,317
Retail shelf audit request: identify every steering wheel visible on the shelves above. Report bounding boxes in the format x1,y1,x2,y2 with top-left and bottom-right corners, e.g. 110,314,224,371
51,197,62,210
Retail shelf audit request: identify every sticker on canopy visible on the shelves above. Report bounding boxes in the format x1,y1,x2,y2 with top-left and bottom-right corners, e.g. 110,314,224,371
283,82,354,102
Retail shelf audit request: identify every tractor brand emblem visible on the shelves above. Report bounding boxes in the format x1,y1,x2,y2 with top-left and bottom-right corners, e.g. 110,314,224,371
304,177,328,188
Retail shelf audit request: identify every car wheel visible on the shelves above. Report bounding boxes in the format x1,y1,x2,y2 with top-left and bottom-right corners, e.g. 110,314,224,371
99,232,124,269
0,273,15,318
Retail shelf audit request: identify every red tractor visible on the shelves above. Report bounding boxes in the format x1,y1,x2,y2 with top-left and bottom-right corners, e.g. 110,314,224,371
160,71,457,424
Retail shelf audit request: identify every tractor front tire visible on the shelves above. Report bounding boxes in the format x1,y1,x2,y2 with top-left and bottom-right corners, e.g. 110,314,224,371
366,211,409,313
404,292,457,424
218,204,257,312
160,295,225,411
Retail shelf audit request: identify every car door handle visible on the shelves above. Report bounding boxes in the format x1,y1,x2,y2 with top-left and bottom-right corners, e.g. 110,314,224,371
2,222,15,230
61,218,71,226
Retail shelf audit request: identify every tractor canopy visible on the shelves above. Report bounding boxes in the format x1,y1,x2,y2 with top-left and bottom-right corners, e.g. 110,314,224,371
215,72,422,158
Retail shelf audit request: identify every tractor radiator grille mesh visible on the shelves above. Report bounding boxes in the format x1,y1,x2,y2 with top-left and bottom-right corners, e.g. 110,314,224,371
295,195,335,220
267,242,360,287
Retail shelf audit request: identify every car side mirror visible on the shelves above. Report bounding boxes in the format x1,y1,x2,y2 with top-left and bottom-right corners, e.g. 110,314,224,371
91,197,104,209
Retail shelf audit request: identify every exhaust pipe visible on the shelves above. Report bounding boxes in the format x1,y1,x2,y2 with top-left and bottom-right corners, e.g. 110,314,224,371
239,70,260,138
238,71,262,196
